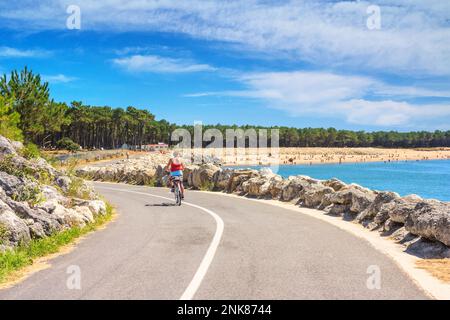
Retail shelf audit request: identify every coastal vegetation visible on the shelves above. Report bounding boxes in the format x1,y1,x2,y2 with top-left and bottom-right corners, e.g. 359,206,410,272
0,202,113,284
1,67,450,151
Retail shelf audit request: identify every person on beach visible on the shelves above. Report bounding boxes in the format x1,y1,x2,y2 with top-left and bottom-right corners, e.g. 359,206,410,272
165,151,185,198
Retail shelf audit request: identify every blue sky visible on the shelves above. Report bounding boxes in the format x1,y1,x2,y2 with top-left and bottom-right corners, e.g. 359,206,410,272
1,0,450,131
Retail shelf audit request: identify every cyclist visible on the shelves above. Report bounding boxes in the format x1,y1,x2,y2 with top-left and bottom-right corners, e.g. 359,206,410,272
165,151,185,199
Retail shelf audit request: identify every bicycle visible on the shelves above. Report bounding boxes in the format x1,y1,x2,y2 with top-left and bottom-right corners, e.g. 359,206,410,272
164,172,183,206
172,176,183,206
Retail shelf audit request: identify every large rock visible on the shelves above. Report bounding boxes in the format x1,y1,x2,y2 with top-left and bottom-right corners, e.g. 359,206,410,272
0,136,16,155
325,204,351,216
323,178,347,191
56,175,72,192
227,170,257,193
385,195,423,223
0,134,108,248
321,184,375,214
0,209,31,246
303,184,334,208
405,200,450,246
242,173,283,198
358,191,400,224
71,199,107,216
4,198,62,235
280,176,310,202
212,168,234,191
190,164,220,189
74,206,95,224
183,165,198,187
267,177,289,199
0,171,23,196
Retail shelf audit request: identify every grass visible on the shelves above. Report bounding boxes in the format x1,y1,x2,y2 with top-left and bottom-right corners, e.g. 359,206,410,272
11,184,45,207
416,259,450,283
64,176,92,200
0,203,114,284
145,177,157,187
0,223,8,245
199,180,215,191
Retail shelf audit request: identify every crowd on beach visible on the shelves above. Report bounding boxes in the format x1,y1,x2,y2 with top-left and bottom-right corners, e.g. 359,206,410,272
217,147,450,166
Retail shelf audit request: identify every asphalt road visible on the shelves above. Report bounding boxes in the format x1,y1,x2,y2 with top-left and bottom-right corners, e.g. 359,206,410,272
0,182,428,299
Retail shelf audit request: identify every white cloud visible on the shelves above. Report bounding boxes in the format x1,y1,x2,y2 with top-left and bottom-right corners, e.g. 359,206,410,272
335,100,450,127
0,46,52,58
187,70,450,128
42,74,77,83
112,54,216,73
1,0,449,76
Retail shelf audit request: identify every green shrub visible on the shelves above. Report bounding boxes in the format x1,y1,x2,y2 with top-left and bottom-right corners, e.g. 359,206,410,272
146,177,157,187
0,203,114,283
11,184,45,207
56,138,80,153
21,143,40,159
199,180,214,191
0,155,29,178
65,176,91,200
0,224,9,245
0,96,23,142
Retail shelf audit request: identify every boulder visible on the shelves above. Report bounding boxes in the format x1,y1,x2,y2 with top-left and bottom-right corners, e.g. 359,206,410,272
212,168,234,191
191,164,220,189
321,184,375,214
183,165,197,187
56,175,72,192
41,185,66,203
227,170,257,193
405,200,450,246
0,209,31,246
0,171,23,197
74,206,95,224
29,222,46,238
385,194,423,223
267,177,289,199
71,199,107,216
87,200,107,216
324,204,351,216
0,136,16,155
303,184,334,208
10,141,23,151
280,176,310,202
323,178,347,191
358,191,400,224
5,198,62,235
349,188,376,214
37,199,58,213
242,174,282,198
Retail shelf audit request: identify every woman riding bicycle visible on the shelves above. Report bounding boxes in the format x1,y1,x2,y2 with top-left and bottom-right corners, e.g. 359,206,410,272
165,151,185,199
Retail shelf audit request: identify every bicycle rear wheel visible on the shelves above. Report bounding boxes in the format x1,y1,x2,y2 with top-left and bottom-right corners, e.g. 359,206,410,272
174,182,182,206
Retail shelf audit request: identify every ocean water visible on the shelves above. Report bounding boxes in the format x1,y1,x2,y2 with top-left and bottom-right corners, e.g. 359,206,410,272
229,159,450,202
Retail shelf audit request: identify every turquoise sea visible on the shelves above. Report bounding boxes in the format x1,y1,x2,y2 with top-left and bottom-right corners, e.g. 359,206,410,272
229,159,450,202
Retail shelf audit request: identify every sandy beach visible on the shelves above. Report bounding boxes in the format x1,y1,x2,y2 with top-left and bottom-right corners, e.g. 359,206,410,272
211,147,450,166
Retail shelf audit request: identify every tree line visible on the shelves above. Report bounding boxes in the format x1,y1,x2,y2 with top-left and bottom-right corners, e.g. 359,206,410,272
1,67,450,150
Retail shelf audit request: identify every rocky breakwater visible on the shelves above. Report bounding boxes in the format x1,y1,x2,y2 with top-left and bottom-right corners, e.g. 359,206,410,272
0,135,108,251
77,159,450,258
184,166,450,258
76,153,171,185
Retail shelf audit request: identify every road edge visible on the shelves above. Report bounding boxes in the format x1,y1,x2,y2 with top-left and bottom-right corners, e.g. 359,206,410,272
92,182,450,300
196,189,450,300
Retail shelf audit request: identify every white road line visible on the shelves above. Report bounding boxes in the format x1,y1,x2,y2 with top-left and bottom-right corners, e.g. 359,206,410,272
96,186,224,300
